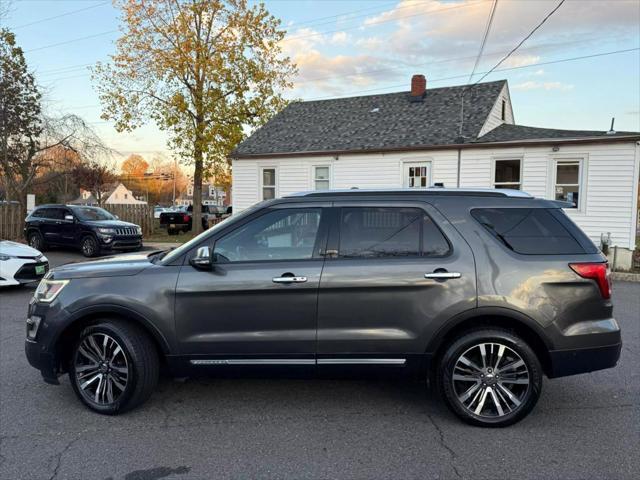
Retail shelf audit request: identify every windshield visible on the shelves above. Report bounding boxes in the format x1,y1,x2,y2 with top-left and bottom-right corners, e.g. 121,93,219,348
160,202,267,264
72,206,116,221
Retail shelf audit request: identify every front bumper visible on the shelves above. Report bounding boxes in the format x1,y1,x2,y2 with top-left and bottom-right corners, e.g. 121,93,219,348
25,339,60,384
99,235,143,251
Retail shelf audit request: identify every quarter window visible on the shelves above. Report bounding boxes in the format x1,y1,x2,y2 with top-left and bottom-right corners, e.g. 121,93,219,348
554,160,581,208
313,166,330,190
214,208,322,262
494,159,521,190
338,207,449,258
471,208,585,254
261,168,277,200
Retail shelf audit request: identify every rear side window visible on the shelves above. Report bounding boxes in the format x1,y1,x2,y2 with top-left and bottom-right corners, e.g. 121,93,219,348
471,208,586,254
338,207,450,258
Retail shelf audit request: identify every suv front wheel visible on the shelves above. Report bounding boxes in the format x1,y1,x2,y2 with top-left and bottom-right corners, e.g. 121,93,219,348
69,320,159,414
438,328,542,427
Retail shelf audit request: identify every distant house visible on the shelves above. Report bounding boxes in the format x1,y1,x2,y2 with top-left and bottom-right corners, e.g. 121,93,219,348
176,182,227,206
231,74,640,268
69,183,147,206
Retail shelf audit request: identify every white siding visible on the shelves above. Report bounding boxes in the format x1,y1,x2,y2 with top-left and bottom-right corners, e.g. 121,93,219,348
232,141,639,250
477,83,515,137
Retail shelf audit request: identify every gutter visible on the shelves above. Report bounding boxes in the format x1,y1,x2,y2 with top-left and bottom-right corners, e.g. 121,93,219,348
231,135,640,160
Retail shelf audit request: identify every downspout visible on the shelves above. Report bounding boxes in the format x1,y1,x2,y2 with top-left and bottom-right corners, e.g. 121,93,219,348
456,148,462,188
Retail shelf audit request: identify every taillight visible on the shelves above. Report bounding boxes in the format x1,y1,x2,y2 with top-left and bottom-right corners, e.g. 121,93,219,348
569,262,611,299
183,214,190,223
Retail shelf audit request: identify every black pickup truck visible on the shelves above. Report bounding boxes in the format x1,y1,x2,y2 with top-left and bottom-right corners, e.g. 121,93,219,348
159,205,227,234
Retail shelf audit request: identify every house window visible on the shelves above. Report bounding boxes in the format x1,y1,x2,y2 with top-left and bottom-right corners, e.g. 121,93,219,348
554,160,581,208
494,159,521,190
187,186,193,197
124,194,128,199
313,166,330,190
501,100,506,121
261,167,277,200
209,185,216,197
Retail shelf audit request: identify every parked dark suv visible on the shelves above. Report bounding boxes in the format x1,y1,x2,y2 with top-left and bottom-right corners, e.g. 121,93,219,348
25,189,621,426
24,205,143,257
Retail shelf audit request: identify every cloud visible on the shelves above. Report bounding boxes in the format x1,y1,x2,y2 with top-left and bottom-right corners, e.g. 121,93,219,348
512,81,574,91
330,31,350,45
503,55,541,68
278,0,638,96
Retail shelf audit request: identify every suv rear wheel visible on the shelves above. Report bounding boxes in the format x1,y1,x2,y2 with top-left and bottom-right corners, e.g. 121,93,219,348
69,320,159,414
438,328,542,427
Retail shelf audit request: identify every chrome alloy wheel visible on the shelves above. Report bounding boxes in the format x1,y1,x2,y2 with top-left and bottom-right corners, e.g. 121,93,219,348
74,333,129,405
452,342,530,418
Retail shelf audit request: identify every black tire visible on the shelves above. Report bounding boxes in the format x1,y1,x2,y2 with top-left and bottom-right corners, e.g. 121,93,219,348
28,230,46,251
69,320,159,415
80,235,99,257
438,328,542,427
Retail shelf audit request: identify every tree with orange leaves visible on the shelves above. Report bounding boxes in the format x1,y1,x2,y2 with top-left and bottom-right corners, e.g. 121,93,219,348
93,0,295,233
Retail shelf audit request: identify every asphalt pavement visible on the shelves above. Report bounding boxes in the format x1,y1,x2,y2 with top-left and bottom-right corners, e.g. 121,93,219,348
0,250,638,480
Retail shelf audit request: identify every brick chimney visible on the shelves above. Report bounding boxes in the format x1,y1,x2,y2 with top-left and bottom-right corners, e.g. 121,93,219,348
410,74,426,99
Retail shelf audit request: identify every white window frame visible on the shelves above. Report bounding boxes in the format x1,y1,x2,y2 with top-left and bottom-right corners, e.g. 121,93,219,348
401,159,433,188
492,157,523,190
187,185,193,197
312,165,331,190
209,185,216,197
549,155,587,212
260,166,278,201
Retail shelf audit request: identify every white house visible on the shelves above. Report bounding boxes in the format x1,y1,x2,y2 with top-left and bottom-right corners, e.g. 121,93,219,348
231,75,640,268
70,183,147,206
176,182,227,207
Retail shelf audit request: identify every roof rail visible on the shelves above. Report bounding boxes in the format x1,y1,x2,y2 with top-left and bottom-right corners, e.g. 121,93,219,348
285,188,533,198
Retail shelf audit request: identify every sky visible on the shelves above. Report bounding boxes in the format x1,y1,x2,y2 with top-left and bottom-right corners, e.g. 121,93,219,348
1,0,639,164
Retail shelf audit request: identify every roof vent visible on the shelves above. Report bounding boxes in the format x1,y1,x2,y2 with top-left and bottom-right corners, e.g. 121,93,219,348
606,117,616,135
370,107,380,113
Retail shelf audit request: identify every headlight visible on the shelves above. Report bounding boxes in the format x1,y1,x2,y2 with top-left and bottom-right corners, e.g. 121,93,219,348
34,279,69,303
0,254,17,261
136,226,142,235
97,227,115,234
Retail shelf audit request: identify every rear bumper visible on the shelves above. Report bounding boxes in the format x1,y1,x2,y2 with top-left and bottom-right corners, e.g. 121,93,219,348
548,342,622,378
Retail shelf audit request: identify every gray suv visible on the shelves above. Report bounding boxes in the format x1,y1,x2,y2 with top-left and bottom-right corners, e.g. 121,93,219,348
25,189,621,427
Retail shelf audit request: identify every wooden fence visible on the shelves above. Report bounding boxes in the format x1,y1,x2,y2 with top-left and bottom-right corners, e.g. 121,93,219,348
0,203,26,242
106,204,154,236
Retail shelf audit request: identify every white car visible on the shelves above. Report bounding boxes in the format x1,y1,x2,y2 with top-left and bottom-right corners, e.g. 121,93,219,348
0,240,49,287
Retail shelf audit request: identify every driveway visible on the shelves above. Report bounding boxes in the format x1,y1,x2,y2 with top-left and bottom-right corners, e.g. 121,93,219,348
1,250,638,480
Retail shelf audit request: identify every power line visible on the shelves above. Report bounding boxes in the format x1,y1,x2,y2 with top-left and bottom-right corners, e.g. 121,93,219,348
25,29,118,53
474,0,566,85
468,0,499,83
305,47,639,101
12,1,109,29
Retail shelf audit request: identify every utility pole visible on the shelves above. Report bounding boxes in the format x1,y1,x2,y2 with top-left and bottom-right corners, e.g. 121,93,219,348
172,157,177,206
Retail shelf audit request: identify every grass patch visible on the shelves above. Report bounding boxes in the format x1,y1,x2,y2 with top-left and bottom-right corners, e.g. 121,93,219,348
144,229,198,244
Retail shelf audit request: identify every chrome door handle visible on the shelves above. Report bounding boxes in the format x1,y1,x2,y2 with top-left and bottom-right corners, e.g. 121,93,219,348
424,272,461,279
273,276,307,284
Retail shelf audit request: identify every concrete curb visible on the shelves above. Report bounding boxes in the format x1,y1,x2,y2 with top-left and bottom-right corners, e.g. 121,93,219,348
611,272,640,282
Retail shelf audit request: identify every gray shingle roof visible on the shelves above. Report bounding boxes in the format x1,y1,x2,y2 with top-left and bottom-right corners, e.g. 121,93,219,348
476,123,640,143
233,80,507,157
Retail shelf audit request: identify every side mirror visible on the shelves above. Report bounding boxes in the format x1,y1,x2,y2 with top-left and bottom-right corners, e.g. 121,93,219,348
189,246,212,270
64,215,74,222
114,215,120,220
